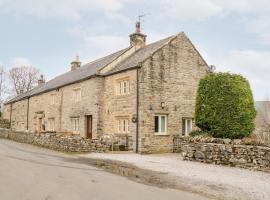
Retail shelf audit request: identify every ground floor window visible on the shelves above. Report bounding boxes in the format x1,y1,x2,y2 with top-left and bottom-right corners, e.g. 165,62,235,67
48,118,55,131
182,118,193,136
117,118,129,133
71,117,80,134
154,115,167,135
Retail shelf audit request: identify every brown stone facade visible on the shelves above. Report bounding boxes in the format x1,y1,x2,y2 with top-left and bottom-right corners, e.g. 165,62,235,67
3,33,208,153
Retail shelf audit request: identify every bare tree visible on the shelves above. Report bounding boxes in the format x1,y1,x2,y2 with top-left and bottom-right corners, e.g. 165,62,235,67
255,98,270,145
9,66,40,95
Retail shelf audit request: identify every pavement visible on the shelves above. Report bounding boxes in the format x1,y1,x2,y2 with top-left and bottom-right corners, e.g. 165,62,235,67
83,152,270,200
0,139,210,200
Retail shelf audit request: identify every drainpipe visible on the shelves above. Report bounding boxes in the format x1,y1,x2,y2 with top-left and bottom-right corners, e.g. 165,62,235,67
9,103,12,130
26,97,30,130
135,65,140,153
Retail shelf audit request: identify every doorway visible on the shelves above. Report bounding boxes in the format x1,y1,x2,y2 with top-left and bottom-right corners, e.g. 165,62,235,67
86,115,92,139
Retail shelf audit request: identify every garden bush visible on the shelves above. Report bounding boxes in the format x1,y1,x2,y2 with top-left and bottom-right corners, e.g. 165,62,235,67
195,72,256,139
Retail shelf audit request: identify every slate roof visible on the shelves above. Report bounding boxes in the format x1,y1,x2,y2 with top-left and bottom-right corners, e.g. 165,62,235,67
5,33,178,104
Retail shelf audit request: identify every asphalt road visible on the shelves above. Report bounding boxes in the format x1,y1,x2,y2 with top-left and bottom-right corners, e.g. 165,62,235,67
0,139,210,200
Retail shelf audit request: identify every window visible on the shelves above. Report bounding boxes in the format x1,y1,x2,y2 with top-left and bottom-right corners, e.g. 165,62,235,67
48,118,55,131
73,88,81,102
50,94,56,105
117,79,130,95
154,115,167,135
182,118,193,136
71,117,80,134
117,118,129,133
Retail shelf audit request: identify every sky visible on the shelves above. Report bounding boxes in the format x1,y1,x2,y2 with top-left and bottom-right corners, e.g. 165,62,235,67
0,0,269,100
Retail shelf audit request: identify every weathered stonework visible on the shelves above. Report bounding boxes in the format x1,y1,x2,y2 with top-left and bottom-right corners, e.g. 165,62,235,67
138,34,208,153
2,32,208,153
0,129,109,152
175,136,270,172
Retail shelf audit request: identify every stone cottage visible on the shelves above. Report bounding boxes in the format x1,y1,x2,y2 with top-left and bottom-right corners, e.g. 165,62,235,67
3,22,209,153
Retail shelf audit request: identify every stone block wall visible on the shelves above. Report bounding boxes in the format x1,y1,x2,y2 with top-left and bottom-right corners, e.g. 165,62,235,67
0,129,109,153
176,136,270,172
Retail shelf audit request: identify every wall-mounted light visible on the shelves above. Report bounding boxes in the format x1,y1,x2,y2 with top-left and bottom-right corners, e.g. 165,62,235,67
161,102,165,109
149,105,153,110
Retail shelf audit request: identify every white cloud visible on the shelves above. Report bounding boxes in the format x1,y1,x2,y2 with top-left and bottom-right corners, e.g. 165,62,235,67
246,14,270,45
208,49,270,100
0,0,125,20
9,57,32,67
163,0,222,21
162,0,270,21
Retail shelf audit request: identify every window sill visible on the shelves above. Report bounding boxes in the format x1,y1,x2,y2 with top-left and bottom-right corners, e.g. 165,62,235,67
154,133,169,136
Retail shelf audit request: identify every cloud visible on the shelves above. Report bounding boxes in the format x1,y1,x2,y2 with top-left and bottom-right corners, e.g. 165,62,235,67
0,0,125,20
9,57,32,67
208,49,270,100
245,14,270,45
162,0,270,21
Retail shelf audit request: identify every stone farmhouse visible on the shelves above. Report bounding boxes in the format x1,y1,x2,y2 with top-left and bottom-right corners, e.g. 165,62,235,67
3,22,209,153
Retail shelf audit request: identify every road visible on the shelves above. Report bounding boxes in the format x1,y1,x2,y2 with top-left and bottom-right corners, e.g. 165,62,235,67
0,139,210,200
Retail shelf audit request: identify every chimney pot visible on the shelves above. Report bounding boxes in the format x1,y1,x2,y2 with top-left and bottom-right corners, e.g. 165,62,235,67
71,55,81,71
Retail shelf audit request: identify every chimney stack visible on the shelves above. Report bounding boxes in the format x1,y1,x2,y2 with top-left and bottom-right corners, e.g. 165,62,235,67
129,21,147,50
71,55,81,71
38,74,45,86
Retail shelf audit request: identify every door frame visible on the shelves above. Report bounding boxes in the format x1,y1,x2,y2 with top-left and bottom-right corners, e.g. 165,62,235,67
85,115,93,139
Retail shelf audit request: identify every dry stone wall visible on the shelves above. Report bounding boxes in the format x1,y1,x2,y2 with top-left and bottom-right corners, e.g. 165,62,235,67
176,136,270,172
0,129,109,152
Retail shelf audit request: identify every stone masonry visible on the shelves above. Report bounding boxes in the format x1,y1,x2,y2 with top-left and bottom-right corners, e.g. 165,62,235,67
3,29,208,153
0,129,109,152
176,136,270,172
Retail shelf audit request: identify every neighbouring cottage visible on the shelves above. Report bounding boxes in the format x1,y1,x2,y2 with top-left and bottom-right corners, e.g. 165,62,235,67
3,22,209,153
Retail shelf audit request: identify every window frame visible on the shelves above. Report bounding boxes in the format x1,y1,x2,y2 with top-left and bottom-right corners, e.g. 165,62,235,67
154,115,168,135
116,117,130,134
182,118,193,136
117,79,130,96
50,94,56,105
73,88,82,102
71,117,80,134
48,118,55,131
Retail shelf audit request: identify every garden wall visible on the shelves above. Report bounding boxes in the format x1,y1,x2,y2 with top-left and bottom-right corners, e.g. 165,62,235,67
174,136,270,172
0,129,109,153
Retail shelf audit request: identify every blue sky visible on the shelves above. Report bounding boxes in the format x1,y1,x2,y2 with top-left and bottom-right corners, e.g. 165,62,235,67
0,0,269,100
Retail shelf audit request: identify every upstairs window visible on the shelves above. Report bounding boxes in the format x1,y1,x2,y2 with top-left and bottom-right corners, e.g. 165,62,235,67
182,118,193,136
50,94,56,105
117,79,130,95
71,117,80,134
154,115,167,135
73,88,81,102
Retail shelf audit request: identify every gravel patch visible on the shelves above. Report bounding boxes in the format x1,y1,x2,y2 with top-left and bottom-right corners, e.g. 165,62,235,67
82,153,270,200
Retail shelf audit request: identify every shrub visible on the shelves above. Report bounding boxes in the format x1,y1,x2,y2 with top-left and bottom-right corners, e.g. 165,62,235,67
195,72,256,139
189,130,210,137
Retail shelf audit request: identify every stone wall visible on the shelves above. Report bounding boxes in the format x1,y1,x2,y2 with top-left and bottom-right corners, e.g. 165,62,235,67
176,136,270,172
138,33,208,153
0,129,109,152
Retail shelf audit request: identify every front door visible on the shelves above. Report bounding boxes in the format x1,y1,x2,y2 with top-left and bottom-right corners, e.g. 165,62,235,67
86,115,92,139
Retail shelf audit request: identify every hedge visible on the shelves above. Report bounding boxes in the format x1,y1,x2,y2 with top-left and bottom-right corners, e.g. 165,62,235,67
195,72,256,139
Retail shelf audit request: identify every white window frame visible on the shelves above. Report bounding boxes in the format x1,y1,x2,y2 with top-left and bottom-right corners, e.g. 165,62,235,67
183,118,193,136
71,117,80,134
154,115,168,135
50,94,56,105
117,118,130,133
117,79,130,95
73,88,81,102
48,118,55,131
